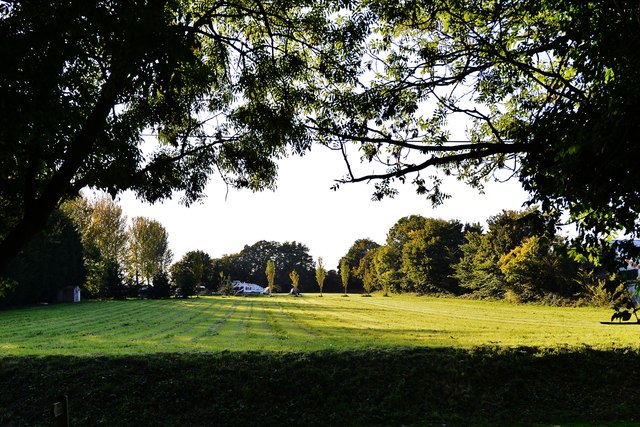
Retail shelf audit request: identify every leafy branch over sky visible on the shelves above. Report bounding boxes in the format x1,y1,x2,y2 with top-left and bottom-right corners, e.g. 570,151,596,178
2,0,640,272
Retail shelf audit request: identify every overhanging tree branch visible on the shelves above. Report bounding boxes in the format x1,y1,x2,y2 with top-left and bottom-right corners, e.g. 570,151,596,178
336,142,529,184
0,63,129,272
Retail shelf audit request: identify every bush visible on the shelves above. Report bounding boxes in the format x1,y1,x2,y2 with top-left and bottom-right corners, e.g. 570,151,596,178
539,292,573,307
150,272,172,298
574,269,615,307
217,275,234,296
102,261,126,299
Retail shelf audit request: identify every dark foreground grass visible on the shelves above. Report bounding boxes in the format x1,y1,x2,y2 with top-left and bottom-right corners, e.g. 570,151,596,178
1,347,639,426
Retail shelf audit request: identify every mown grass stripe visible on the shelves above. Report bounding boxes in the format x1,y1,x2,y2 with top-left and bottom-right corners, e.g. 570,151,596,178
207,298,255,343
191,297,241,342
235,298,282,346
263,299,290,342
249,298,276,342
167,298,222,340
0,294,637,355
58,300,171,339
0,301,125,335
124,300,213,342
0,300,154,345
273,299,322,342
283,296,339,342
295,296,386,340
357,297,585,327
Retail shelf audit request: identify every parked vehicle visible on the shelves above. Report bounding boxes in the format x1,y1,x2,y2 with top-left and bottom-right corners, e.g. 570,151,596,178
232,281,264,295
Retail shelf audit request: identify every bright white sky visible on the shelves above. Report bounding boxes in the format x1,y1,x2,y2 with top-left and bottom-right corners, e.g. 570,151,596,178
118,146,530,270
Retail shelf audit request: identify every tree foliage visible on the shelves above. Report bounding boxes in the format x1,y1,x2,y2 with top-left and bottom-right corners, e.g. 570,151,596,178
339,258,349,295
4,0,637,275
315,257,327,296
149,271,172,299
170,250,215,297
80,195,128,266
340,238,380,292
217,240,314,291
0,0,369,271
5,0,637,301
498,236,579,302
358,250,376,296
100,259,126,300
126,216,173,287
371,245,398,296
314,0,640,257
1,209,85,306
453,209,579,300
289,269,300,291
62,194,127,297
386,216,429,253
380,216,428,292
400,219,464,294
265,259,276,294
374,215,466,294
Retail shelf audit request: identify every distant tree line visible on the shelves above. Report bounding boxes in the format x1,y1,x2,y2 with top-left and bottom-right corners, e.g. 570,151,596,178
336,210,614,304
0,192,623,307
169,208,617,305
62,194,174,300
3,1,640,308
170,241,342,296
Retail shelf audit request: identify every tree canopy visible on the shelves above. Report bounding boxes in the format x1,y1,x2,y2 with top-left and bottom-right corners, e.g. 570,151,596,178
265,259,276,294
62,194,128,297
340,238,380,291
1,209,85,306
3,0,640,274
316,0,640,256
315,257,327,295
170,250,215,297
400,218,464,294
0,0,366,271
219,240,314,291
453,209,579,300
127,217,173,287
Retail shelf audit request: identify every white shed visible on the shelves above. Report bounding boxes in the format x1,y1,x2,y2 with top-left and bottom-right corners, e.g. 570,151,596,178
57,286,81,303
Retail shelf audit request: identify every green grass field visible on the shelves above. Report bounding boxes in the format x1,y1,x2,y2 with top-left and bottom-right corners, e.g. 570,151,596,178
0,294,637,355
2,295,640,426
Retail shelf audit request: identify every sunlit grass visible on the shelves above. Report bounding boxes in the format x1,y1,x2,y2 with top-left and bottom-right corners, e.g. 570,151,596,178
2,295,640,425
0,294,636,356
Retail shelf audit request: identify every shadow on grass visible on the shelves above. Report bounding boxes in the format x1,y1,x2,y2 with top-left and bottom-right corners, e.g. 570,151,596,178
1,346,640,426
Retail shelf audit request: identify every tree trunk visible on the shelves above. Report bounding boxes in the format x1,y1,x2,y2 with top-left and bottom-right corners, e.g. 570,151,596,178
0,71,124,274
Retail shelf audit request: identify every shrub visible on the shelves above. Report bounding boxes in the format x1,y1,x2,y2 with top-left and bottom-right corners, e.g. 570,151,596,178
217,275,234,296
574,269,615,307
150,272,172,298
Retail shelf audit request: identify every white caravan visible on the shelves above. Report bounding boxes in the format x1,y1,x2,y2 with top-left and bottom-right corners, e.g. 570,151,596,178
232,281,265,295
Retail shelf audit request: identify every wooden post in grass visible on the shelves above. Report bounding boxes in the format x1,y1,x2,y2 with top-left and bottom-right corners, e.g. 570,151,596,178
52,394,69,427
